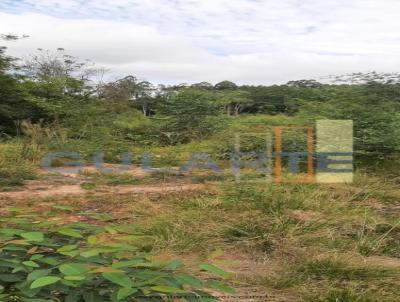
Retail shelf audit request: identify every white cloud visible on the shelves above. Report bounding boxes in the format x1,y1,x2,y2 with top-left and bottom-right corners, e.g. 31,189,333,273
1,0,400,84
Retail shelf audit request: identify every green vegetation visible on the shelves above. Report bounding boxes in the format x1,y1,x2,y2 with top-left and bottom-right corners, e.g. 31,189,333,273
0,209,233,301
2,174,400,301
1,36,400,301
2,36,400,160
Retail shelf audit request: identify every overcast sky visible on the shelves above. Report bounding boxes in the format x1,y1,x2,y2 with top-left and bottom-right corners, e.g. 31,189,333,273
1,0,400,85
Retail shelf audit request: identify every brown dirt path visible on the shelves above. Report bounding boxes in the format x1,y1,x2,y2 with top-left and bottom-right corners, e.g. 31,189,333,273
0,182,202,200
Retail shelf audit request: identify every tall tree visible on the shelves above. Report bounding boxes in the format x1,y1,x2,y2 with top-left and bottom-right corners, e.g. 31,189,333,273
99,75,156,116
217,90,253,115
159,89,220,144
22,48,95,100
214,80,237,90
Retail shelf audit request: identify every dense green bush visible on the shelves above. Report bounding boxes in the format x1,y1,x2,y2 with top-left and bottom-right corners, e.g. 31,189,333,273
0,141,37,190
158,89,222,145
299,97,400,155
0,211,233,301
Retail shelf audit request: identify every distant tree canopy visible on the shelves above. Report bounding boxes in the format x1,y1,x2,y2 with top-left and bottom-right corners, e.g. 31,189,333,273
286,79,322,88
99,75,158,116
190,81,213,90
214,80,238,90
1,39,400,154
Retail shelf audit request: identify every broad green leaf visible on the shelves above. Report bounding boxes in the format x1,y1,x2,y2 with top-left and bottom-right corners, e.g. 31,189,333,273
37,257,60,266
2,246,27,252
0,262,18,271
0,259,19,266
20,232,44,242
11,266,25,273
57,244,77,252
64,275,86,281
199,264,231,279
117,287,137,300
59,263,88,276
27,269,52,282
30,276,61,289
60,279,79,288
59,250,80,257
30,254,44,261
102,273,132,288
22,261,40,268
0,274,23,282
80,249,100,258
16,280,42,297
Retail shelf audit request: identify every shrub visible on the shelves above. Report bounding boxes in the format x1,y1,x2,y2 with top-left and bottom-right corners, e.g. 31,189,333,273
0,212,233,301
158,89,222,145
0,141,37,190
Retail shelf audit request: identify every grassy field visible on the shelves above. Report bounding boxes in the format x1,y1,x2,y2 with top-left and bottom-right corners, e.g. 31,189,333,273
1,115,400,301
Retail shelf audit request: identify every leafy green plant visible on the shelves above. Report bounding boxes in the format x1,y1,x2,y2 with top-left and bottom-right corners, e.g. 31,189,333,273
0,212,234,301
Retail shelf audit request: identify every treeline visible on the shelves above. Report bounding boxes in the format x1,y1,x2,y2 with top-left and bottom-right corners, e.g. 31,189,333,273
2,37,400,155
